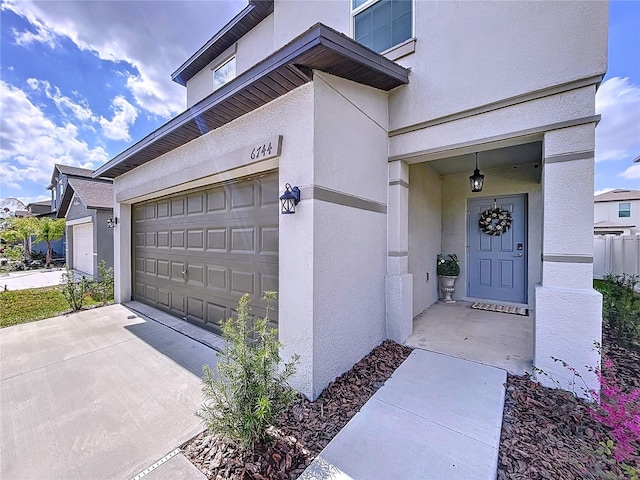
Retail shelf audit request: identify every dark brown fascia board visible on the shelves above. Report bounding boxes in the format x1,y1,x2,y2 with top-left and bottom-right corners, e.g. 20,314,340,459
171,0,274,87
94,23,409,179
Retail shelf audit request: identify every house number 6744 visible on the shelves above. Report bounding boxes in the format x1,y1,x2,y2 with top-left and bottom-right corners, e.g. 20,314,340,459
250,142,273,160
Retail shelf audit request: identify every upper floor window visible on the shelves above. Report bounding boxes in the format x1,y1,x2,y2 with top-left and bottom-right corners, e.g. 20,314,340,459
352,0,413,54
619,202,631,218
213,56,236,91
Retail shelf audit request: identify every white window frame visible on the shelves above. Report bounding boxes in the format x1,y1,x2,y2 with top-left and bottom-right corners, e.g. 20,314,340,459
350,0,416,54
618,202,631,218
212,56,236,91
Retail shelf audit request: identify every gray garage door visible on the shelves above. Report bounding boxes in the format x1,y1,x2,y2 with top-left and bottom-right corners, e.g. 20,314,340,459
133,172,279,334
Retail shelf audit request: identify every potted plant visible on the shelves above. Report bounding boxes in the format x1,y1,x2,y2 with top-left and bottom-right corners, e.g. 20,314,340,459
437,254,460,303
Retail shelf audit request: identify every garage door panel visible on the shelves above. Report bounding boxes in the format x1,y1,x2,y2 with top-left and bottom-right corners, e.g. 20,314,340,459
145,285,157,302
230,227,255,253
170,292,185,315
230,183,256,210
171,198,185,216
186,263,205,286
207,266,227,291
230,268,255,296
157,260,170,278
187,229,205,250
207,228,227,251
134,172,278,334
157,288,170,307
170,261,186,281
157,200,170,218
207,188,226,212
260,227,278,255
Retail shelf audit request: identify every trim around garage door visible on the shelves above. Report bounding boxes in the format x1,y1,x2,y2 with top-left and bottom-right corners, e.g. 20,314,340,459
132,171,279,335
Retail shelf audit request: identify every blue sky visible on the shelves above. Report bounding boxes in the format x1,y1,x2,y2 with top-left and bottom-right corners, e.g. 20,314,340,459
0,1,638,206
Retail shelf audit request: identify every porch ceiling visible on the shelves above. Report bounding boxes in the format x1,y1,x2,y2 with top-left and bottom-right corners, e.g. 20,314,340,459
425,142,542,176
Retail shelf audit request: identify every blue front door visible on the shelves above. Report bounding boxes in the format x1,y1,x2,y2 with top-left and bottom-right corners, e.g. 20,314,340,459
468,195,527,303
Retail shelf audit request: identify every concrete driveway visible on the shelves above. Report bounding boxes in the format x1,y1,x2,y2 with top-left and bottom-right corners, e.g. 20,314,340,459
0,304,219,480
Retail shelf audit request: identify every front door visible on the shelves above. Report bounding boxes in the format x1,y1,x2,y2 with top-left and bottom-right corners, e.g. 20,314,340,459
468,195,526,303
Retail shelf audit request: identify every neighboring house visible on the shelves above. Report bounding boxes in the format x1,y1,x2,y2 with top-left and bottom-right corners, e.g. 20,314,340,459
594,190,640,235
26,200,65,258
48,164,114,277
94,0,607,399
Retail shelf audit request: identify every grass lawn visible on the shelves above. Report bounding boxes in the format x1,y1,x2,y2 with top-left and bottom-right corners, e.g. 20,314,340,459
0,286,100,328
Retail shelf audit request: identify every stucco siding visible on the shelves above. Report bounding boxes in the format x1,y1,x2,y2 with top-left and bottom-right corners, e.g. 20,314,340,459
441,164,542,305
594,200,640,234
273,0,349,51
408,162,442,316
307,72,389,398
96,210,114,270
389,1,607,132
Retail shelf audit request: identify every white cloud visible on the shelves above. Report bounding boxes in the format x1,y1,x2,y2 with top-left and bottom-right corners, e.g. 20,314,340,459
595,77,640,163
2,0,246,117
27,78,98,123
620,163,640,180
0,80,108,188
99,96,138,141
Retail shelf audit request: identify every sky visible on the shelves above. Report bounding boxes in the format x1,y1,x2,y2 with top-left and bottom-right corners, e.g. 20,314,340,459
0,0,638,206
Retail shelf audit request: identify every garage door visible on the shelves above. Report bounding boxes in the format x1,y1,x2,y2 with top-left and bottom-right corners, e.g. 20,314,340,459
72,222,94,276
133,173,279,334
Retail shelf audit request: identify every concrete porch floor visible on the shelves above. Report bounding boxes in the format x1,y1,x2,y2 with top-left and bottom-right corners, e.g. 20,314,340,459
405,301,534,375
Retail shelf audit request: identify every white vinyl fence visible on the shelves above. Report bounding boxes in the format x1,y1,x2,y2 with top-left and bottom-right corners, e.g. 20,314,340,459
593,235,640,279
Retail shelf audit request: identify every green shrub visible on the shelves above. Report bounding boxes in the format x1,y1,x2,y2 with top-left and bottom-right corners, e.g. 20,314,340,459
595,273,640,349
60,267,89,312
196,292,299,450
437,253,460,276
91,260,114,304
4,245,24,261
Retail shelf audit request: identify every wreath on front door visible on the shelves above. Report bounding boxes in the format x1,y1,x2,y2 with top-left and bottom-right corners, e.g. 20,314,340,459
479,207,512,236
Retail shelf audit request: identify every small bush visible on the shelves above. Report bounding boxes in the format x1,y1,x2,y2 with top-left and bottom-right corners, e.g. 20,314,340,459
437,253,460,276
596,274,640,349
60,267,89,312
91,260,114,304
4,245,24,261
196,292,299,450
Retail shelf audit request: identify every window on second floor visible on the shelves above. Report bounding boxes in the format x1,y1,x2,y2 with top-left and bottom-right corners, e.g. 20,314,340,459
619,202,631,218
352,0,413,54
213,56,236,91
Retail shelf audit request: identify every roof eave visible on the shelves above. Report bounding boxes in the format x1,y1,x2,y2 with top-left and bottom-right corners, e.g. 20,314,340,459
95,23,410,180
171,0,274,87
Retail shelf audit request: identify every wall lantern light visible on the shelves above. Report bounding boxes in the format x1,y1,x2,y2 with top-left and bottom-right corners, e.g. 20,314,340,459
469,152,485,193
106,216,118,228
279,183,300,214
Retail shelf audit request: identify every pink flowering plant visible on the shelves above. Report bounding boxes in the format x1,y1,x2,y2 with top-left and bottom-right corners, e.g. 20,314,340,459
591,357,640,466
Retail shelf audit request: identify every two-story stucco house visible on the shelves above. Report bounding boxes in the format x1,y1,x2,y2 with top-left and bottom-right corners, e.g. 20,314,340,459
594,189,640,235
95,0,607,399
48,164,115,277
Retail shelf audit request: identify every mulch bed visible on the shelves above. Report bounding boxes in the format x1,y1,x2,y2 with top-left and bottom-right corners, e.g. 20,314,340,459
184,329,639,480
497,327,640,479
182,340,413,479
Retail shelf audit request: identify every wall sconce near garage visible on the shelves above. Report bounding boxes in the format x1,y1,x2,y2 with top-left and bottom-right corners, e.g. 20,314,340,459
279,183,300,214
106,216,118,228
469,152,485,193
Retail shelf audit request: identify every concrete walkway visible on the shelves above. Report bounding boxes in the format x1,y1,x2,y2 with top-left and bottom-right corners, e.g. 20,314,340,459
0,268,65,291
300,349,506,480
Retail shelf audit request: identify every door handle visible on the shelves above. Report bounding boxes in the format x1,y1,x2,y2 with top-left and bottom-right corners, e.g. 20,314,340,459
181,268,188,279
513,253,523,257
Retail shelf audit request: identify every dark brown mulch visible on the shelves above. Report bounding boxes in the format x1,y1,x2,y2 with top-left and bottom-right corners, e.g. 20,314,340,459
182,340,413,479
497,327,640,479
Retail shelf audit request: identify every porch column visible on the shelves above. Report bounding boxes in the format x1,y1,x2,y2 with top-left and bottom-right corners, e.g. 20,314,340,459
535,124,602,396
113,202,132,304
386,160,413,343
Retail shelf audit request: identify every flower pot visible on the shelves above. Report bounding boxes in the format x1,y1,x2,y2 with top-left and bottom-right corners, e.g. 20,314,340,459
438,275,458,303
